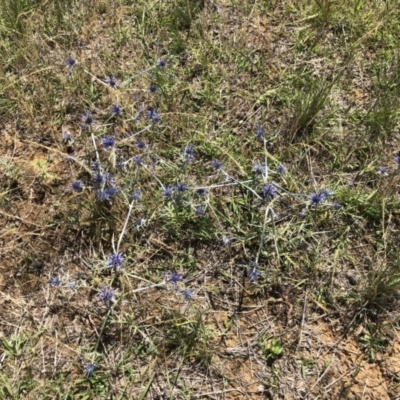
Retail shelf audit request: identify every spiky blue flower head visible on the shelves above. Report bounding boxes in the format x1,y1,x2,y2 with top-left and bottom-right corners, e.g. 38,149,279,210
71,180,84,192
147,108,161,123
101,136,116,150
211,160,223,170
63,131,73,143
162,186,174,199
111,104,122,116
99,287,115,306
97,190,109,201
149,84,158,92
105,186,119,198
135,140,146,149
97,187,119,202
332,202,341,209
84,363,97,378
91,161,101,171
182,288,194,301
49,276,60,287
106,252,124,271
131,189,141,201
82,111,93,125
66,57,76,67
320,189,334,199
106,75,118,88
195,205,204,217
196,188,207,197
133,156,142,166
277,165,286,174
378,167,387,175
157,59,167,67
261,184,277,201
253,162,266,175
175,182,187,192
247,267,262,282
255,123,265,138
309,191,325,205
395,152,400,165
183,145,195,163
169,273,183,284
93,173,105,187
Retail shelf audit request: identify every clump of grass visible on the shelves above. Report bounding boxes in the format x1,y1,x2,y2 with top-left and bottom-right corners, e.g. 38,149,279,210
288,78,335,141
160,308,215,366
360,259,400,311
365,54,400,139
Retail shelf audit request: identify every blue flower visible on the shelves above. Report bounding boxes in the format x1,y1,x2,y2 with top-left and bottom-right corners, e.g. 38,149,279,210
157,59,167,67
320,189,334,199
195,188,207,197
106,252,124,271
96,186,119,202
149,84,158,92
309,190,332,206
396,152,400,164
133,156,142,166
63,131,73,143
111,104,122,116
82,111,93,125
182,288,194,300
169,273,183,284
247,267,262,282
253,163,266,175
131,189,141,201
331,202,341,209
211,160,223,170
309,192,325,205
378,167,387,175
93,173,105,187
195,205,204,217
105,186,119,198
66,57,76,68
106,75,118,88
91,161,101,171
255,123,264,138
162,186,174,199
183,145,195,163
99,287,115,306
147,108,161,123
101,136,116,150
49,276,60,287
261,184,277,201
97,190,109,201
71,180,83,192
175,182,187,192
84,363,97,378
277,165,286,174
135,140,146,149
